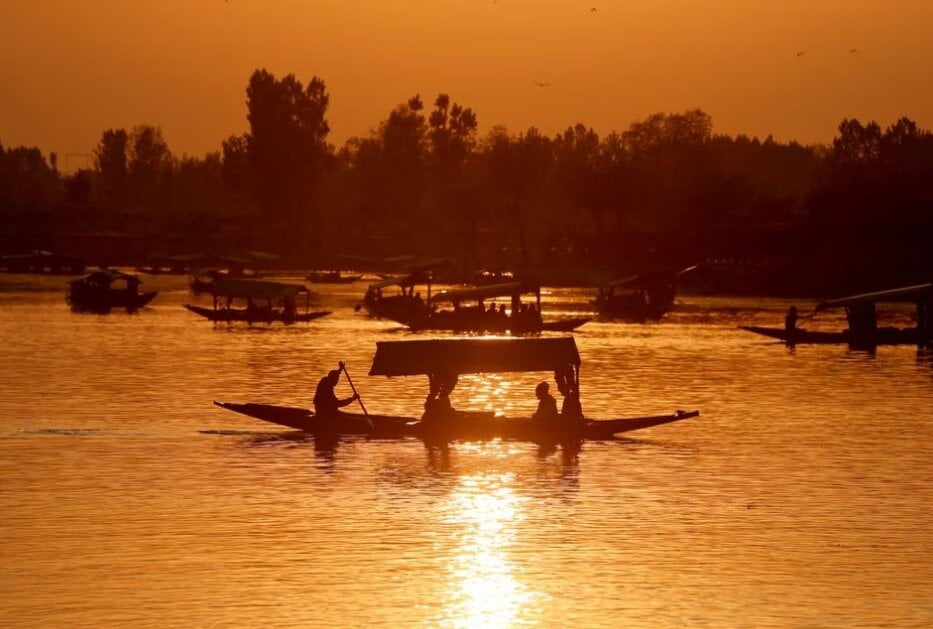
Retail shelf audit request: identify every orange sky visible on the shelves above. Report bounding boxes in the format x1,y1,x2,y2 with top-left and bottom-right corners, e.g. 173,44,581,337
2,0,931,166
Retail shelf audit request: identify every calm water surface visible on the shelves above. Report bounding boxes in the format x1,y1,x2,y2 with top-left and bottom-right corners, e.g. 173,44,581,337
1,274,931,627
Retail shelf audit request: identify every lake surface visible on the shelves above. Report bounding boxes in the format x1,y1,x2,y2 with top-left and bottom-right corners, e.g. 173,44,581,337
1,274,931,627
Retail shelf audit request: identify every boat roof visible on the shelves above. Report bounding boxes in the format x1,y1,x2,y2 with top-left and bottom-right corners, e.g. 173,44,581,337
211,278,309,299
431,281,538,303
368,273,428,290
369,337,580,377
815,283,933,311
71,269,140,285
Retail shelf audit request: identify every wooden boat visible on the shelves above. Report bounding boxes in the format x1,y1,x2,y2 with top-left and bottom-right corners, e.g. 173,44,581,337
740,282,932,347
214,337,699,444
184,278,331,324
595,265,697,322
397,282,590,334
306,270,362,284
214,401,698,441
67,270,157,312
360,273,433,320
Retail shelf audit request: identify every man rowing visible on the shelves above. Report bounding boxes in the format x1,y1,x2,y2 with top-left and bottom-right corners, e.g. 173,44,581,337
313,368,359,419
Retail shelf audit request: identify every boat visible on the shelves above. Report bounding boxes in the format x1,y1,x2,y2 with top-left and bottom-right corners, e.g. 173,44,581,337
306,270,363,284
184,278,331,324
67,270,157,312
595,265,697,322
214,337,699,443
740,282,933,347
189,258,261,294
359,272,434,320
396,282,590,334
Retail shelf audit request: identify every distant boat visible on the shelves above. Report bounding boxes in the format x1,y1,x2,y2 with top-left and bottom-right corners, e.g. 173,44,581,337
740,282,933,347
2,250,85,275
360,272,434,320
595,265,697,322
67,270,157,312
397,281,589,334
306,270,362,284
184,277,330,324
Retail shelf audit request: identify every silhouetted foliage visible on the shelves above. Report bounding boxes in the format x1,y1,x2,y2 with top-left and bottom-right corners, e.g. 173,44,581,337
3,69,931,293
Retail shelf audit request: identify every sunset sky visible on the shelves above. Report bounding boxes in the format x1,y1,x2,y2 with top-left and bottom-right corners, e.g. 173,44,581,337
2,0,931,165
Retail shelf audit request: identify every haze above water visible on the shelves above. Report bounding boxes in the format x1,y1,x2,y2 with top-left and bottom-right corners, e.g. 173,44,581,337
1,275,931,627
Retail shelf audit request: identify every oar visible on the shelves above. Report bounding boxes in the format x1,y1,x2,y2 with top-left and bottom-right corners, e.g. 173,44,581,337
339,361,372,429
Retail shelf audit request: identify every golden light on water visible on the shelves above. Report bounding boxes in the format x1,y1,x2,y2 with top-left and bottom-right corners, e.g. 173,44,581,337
442,473,540,628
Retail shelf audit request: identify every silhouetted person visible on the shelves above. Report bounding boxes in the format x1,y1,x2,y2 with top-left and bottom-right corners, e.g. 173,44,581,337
785,305,798,334
532,381,558,423
313,369,358,418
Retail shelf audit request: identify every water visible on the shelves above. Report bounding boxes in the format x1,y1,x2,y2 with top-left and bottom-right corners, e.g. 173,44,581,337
1,274,931,627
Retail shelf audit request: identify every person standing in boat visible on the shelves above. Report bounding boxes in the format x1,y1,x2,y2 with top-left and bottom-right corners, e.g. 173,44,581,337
313,369,359,418
784,306,798,335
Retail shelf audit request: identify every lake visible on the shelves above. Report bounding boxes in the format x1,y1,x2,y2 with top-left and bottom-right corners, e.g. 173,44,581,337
1,274,931,627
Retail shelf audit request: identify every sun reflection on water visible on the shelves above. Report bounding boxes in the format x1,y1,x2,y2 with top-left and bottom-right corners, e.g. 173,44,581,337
441,473,540,628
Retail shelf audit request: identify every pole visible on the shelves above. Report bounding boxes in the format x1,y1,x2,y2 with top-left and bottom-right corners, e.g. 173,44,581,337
339,361,372,428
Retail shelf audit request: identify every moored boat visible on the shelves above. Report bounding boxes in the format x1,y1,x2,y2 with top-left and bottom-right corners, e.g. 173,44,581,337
184,278,331,324
398,282,589,334
595,265,697,322
214,337,699,443
67,270,157,312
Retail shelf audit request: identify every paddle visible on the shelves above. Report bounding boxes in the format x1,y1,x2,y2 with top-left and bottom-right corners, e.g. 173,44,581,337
339,361,372,429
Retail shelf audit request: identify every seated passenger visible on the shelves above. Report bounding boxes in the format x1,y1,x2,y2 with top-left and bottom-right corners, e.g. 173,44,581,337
532,381,559,423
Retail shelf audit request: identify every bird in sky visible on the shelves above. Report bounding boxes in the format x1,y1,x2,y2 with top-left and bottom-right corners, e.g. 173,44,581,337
590,6,597,11
534,81,551,87
796,51,805,57
849,48,859,54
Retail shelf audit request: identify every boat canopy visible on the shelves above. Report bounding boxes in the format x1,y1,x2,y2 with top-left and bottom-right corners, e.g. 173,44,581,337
815,283,933,311
70,269,140,286
605,275,641,288
368,273,424,291
369,337,580,377
431,281,538,304
211,278,309,300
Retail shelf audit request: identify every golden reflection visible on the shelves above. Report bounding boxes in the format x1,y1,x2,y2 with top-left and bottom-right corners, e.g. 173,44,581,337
441,473,540,628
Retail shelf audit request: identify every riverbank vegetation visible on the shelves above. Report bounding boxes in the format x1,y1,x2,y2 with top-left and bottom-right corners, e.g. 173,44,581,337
2,69,931,293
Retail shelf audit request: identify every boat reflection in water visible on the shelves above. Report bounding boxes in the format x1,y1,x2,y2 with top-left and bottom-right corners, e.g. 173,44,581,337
439,472,539,628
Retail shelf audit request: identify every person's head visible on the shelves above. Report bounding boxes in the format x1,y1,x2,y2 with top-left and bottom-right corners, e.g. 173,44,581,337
327,369,340,385
535,381,549,399
789,306,797,314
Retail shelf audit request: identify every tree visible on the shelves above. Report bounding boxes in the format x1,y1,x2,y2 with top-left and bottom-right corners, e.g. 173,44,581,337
93,128,128,212
127,125,172,214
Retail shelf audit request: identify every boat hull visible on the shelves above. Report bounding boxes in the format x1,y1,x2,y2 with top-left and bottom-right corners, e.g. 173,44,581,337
739,325,927,346
401,315,591,334
68,290,157,312
214,401,698,442
185,304,331,323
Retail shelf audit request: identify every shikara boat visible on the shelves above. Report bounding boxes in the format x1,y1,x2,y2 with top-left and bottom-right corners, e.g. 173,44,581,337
740,283,932,347
184,278,331,324
359,273,433,320
595,265,697,322
67,270,157,312
397,282,590,334
214,337,699,443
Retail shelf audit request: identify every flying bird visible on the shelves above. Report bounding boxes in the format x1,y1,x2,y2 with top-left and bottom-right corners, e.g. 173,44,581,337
534,81,551,87
590,6,597,11
849,48,859,54
796,51,805,57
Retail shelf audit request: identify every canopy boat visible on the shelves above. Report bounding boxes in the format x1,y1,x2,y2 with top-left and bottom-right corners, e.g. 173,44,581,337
740,282,933,347
396,282,590,334
359,271,434,320
189,257,261,294
306,270,363,284
215,337,699,443
184,278,331,324
595,265,697,322
67,270,157,312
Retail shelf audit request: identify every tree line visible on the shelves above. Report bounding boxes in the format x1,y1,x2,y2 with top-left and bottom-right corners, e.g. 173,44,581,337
2,68,931,291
